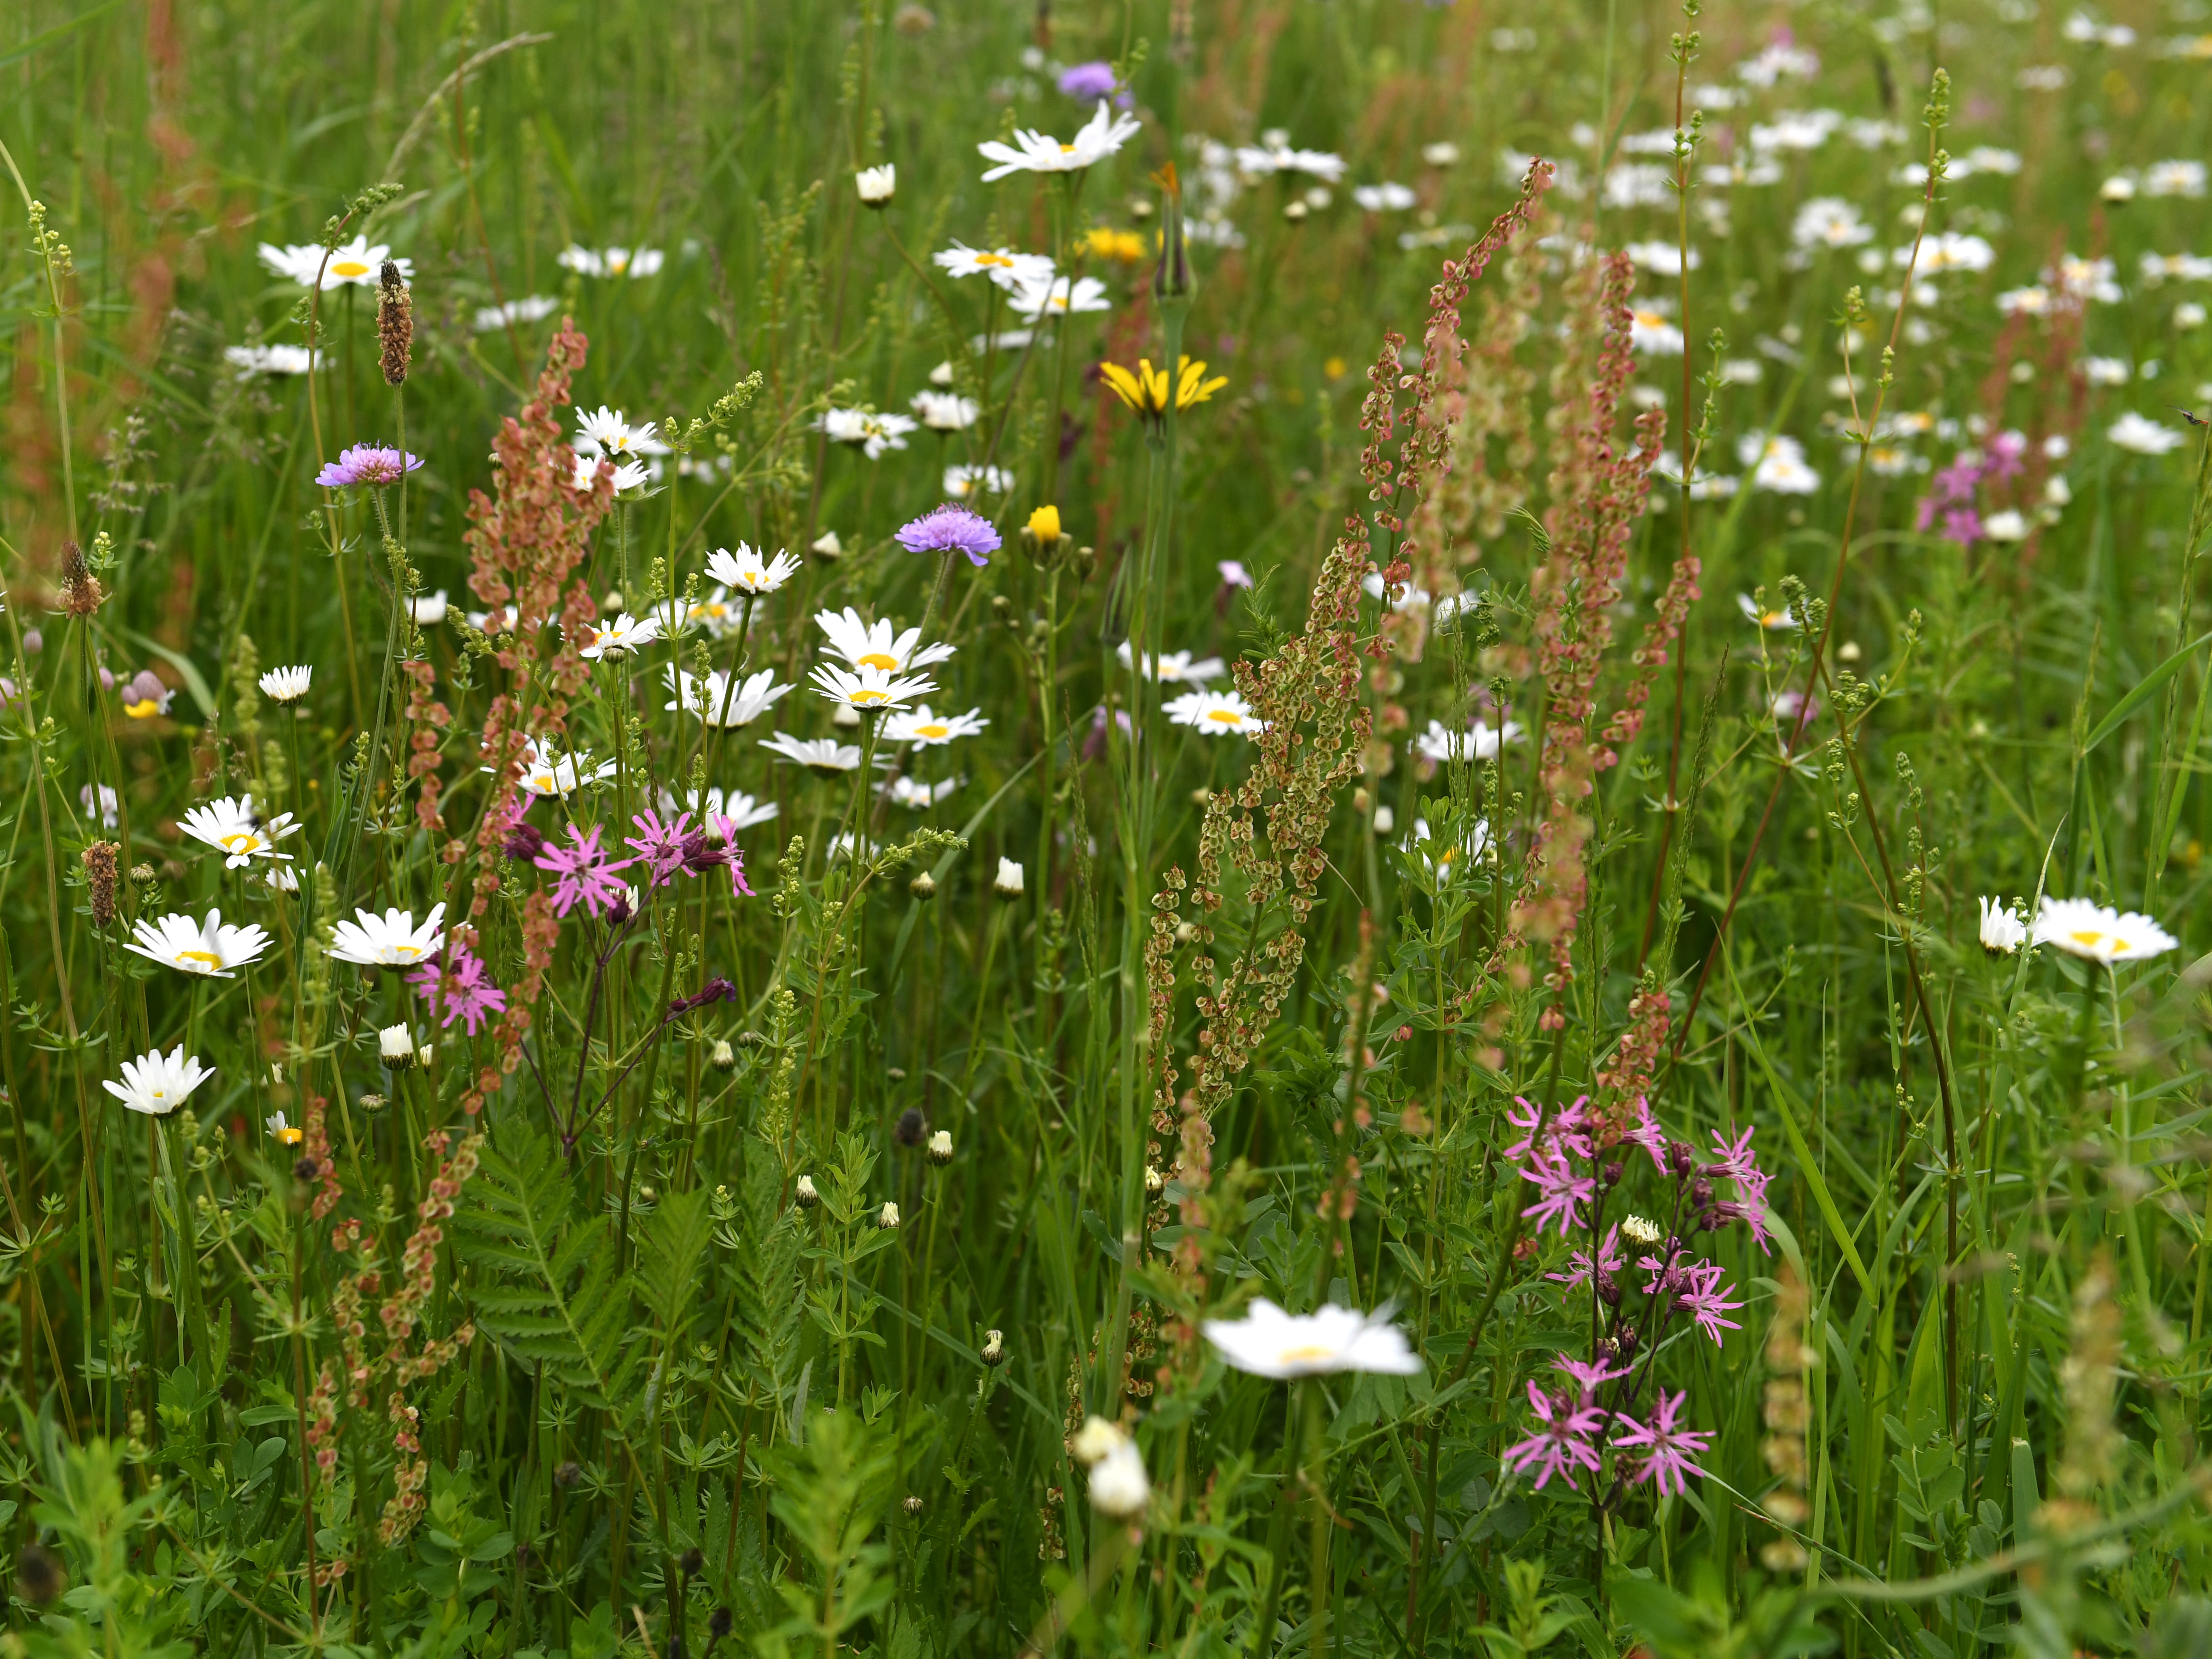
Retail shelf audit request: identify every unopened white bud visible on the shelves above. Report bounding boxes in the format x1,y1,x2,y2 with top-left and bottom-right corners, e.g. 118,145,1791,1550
878,1200,901,1230
795,1175,819,1208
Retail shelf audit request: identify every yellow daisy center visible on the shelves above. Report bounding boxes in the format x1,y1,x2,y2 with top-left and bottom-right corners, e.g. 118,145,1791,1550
1205,709,1241,724
177,950,225,971
850,690,890,706
913,724,949,740
2069,930,2107,949
391,945,422,960
219,831,262,853
124,700,161,718
278,1127,303,1146
1059,143,1078,153
329,260,370,278
1276,1344,1336,1365
978,253,1013,267
857,652,901,671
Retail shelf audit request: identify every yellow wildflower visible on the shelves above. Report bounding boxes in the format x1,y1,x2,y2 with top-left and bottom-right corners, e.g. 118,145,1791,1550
1097,355,1228,422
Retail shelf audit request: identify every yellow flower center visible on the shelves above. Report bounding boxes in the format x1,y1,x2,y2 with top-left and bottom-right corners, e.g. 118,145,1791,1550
2069,930,2107,950
219,831,262,853
1276,1344,1335,1365
857,652,901,671
329,260,370,278
1059,143,1078,153
609,254,629,272
177,950,224,971
392,945,422,960
978,253,1013,268
278,1127,303,1146
850,690,890,706
124,700,161,718
531,774,556,791
1205,709,1241,724
913,724,949,740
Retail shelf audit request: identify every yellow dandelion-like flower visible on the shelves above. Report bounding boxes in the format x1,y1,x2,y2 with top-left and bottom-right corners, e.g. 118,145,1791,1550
1097,355,1228,422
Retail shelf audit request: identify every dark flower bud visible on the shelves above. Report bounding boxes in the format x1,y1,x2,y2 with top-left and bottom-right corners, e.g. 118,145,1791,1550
555,1461,583,1489
503,820,547,862
667,1638,685,1659
17,1542,66,1605
710,1608,733,1639
1667,1141,1697,1178
910,870,937,900
608,893,634,926
1602,1161,1623,1188
1689,1177,1714,1208
894,1107,929,1148
1616,1323,1640,1355
1595,1268,1621,1307
679,1546,704,1577
293,1155,322,1183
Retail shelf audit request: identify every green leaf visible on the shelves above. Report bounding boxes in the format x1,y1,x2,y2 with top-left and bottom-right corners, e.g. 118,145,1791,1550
633,1186,713,1343
2084,629,2212,754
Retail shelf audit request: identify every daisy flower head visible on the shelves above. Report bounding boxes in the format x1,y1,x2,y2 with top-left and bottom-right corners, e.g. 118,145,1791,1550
659,785,779,832
118,669,175,720
911,389,980,431
1414,717,1522,763
258,237,410,289
267,1112,303,1147
2110,412,2187,456
473,295,561,333
1737,591,1799,629
945,463,1014,501
704,542,802,596
224,344,321,377
854,163,896,207
1629,308,1686,354
1405,815,1494,882
665,665,792,728
1979,896,2028,954
572,454,652,494
977,100,1143,181
1352,181,1418,212
895,504,1003,567
1202,1299,1423,1378
180,795,300,867
1740,434,1820,494
578,611,663,661
1164,688,1266,736
315,444,424,488
1791,197,1872,249
811,662,937,713
574,407,666,459
103,1044,213,1116
885,774,962,809
932,241,1057,291
760,733,872,775
2032,896,2179,964
124,909,272,978
1008,274,1113,322
816,407,918,459
328,903,447,967
1117,641,1225,684
258,665,312,703
555,244,665,279
883,704,988,746
1098,356,1229,422
500,739,618,799
408,589,449,626
817,608,957,674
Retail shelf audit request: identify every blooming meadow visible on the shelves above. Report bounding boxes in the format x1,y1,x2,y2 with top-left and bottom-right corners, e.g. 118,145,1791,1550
1,1,2211,1655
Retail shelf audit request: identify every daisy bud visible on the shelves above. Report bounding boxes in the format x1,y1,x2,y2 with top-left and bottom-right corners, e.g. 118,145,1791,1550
357,1092,387,1112
878,1201,901,1230
902,1495,924,1516
679,1547,705,1577
993,857,1025,897
379,1024,416,1069
377,261,413,386
910,870,938,901
1144,1164,1165,1195
710,1038,737,1072
981,1328,1006,1366
855,163,897,208
709,1610,732,1640
810,530,844,560
927,1129,954,1165
795,1175,819,1208
417,1041,434,1070
894,1107,929,1148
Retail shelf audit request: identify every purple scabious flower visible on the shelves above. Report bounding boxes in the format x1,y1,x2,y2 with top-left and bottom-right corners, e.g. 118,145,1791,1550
315,444,425,488
1057,61,1122,102
896,503,1002,567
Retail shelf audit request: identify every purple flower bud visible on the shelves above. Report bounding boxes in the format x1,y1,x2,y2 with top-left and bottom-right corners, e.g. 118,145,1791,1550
503,820,547,862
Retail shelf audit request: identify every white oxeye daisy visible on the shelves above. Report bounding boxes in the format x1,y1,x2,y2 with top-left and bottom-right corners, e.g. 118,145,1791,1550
933,241,1057,291
1164,688,1266,735
1414,718,1522,763
1978,896,2028,955
855,163,896,206
257,237,411,290
1629,308,1686,354
1086,1437,1152,1518
1201,1299,1424,1378
816,607,956,674
760,733,873,775
810,662,936,712
658,785,780,830
1009,274,1113,322
705,543,803,595
259,665,313,703
1737,592,1799,630
328,904,447,968
380,1024,418,1067
225,344,321,376
574,406,665,458
945,463,1014,499
556,244,665,280
265,865,301,893
408,589,449,626
884,775,962,809
2031,897,2178,964
1117,641,1225,685
664,666,792,728
2110,412,2186,456
265,1111,303,1147
1405,817,1493,881
494,740,618,798
883,704,988,746
816,408,919,459
911,389,980,431
993,857,1025,896
103,1044,213,1117
579,612,662,660
977,101,1143,181
123,909,272,978
180,795,301,868
572,453,653,493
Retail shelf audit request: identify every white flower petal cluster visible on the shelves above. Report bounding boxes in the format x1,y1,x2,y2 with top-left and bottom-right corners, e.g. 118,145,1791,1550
1202,1299,1424,1378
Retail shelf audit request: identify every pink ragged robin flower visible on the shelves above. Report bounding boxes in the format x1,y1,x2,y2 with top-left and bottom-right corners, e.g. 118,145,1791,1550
1546,1224,1623,1292
408,943,509,1035
1500,1381,1604,1491
1611,1389,1712,1497
624,810,692,886
1518,1152,1595,1238
533,823,635,919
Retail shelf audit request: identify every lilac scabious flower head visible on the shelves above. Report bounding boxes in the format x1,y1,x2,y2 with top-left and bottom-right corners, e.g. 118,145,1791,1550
1057,61,1123,103
896,502,1002,567
1611,1390,1712,1497
407,943,509,1035
1501,1381,1605,1491
315,444,425,488
533,822,635,919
